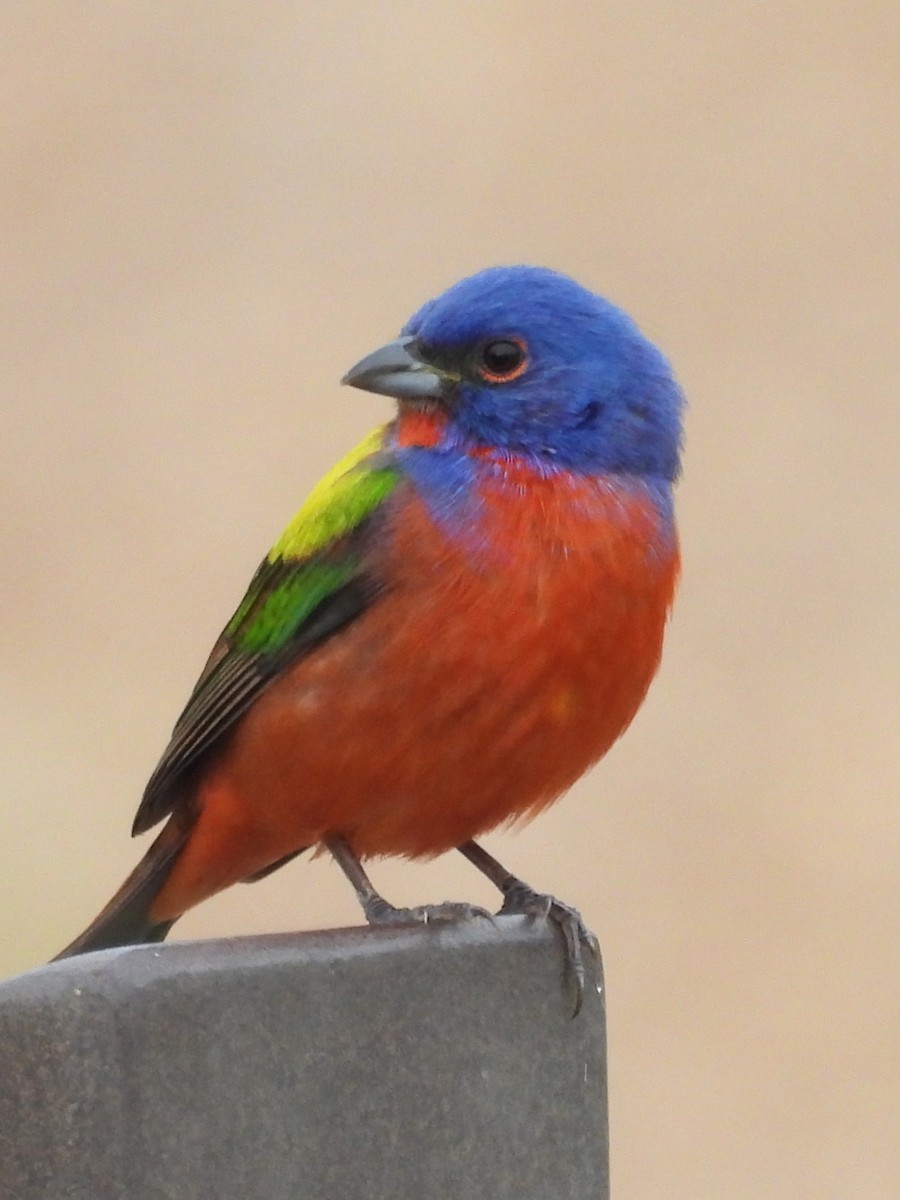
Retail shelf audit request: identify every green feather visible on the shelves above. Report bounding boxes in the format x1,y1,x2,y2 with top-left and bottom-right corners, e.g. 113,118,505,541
269,426,398,561
217,424,396,667
224,425,398,656
231,561,355,654
134,426,400,833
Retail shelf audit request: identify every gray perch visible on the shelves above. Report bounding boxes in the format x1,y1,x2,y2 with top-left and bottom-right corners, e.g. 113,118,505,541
0,917,608,1200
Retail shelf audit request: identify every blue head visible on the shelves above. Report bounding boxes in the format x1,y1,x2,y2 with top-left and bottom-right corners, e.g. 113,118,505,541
343,265,683,482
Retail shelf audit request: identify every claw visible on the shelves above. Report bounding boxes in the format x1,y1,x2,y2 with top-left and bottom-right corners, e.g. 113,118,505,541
500,882,599,1017
327,836,494,936
365,898,493,927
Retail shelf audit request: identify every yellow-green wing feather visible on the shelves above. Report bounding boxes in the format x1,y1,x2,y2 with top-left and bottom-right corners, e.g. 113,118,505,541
270,426,391,559
133,426,400,834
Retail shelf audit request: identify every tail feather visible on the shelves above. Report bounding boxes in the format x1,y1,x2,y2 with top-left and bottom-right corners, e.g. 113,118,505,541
53,816,192,960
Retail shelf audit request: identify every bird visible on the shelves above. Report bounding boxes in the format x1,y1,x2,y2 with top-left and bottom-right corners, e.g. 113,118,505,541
55,265,683,1012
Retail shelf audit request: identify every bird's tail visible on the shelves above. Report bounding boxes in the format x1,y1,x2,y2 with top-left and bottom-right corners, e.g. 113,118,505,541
53,815,193,960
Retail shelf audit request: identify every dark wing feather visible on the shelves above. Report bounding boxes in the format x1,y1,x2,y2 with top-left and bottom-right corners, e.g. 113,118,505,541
132,430,401,836
132,559,380,836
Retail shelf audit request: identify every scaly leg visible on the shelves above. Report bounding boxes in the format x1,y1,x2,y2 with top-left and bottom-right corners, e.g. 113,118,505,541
326,835,491,927
458,839,599,1017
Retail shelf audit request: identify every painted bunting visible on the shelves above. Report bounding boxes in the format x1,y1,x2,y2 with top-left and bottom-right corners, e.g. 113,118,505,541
56,266,683,1010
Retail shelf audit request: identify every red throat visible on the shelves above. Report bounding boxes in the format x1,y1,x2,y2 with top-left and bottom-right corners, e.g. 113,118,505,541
394,406,447,448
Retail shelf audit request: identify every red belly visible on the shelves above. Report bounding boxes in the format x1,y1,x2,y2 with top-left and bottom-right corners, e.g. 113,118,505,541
150,478,678,921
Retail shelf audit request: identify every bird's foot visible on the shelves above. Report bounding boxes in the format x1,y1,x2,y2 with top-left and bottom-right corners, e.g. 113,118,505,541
326,835,492,931
500,882,600,1017
364,897,492,927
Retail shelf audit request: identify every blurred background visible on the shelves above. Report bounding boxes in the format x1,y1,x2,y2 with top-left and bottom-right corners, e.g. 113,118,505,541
2,4,897,1196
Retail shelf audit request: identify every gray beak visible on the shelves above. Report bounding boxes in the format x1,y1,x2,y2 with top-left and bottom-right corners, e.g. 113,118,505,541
341,335,450,402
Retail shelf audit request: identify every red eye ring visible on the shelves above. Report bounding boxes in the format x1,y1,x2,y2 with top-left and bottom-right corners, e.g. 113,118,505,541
477,336,529,384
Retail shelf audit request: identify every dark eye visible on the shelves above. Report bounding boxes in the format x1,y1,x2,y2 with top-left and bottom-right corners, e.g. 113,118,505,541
477,337,529,383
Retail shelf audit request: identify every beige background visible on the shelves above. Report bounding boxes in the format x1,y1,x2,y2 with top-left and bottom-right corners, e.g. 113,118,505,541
2,4,898,1196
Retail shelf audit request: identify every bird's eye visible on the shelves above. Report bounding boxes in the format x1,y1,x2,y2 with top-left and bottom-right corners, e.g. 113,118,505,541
477,337,529,383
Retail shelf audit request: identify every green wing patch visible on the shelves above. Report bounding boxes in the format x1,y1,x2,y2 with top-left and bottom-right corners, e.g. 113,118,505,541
226,561,355,654
132,426,401,835
270,425,397,559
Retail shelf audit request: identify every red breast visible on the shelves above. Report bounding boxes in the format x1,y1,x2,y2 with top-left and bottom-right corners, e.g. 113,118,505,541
149,467,678,921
